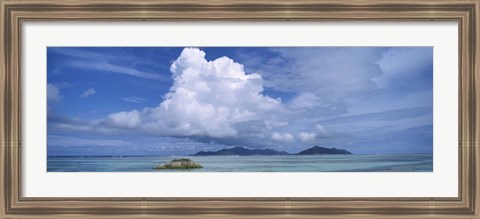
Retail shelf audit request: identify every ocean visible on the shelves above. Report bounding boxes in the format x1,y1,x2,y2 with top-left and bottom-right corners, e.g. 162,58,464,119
47,154,432,172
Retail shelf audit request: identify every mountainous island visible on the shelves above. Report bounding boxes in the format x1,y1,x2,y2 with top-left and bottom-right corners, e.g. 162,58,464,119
192,146,352,156
193,146,289,156
296,146,352,155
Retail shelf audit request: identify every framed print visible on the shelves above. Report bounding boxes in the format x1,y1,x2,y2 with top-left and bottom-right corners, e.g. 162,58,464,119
45,46,434,173
1,0,479,218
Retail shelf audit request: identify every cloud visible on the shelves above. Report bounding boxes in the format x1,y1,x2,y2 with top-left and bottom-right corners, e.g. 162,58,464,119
239,47,433,123
271,132,294,142
51,48,170,81
103,110,141,129
80,88,96,98
122,96,147,103
296,125,327,142
298,132,315,141
48,135,129,147
315,124,326,135
240,48,385,112
53,81,73,89
69,60,167,81
99,48,285,145
289,92,318,109
375,47,433,90
47,83,62,103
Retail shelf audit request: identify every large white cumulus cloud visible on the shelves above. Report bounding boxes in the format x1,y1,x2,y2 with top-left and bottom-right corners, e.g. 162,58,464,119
104,48,284,141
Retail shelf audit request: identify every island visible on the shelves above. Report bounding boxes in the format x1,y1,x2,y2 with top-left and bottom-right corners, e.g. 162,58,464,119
192,146,352,156
193,146,289,156
153,158,203,169
296,146,352,155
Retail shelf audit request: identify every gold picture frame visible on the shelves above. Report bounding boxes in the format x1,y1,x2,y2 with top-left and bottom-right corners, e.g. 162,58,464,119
1,0,479,218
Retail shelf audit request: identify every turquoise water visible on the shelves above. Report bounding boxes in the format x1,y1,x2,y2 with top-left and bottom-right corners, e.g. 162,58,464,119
47,154,432,172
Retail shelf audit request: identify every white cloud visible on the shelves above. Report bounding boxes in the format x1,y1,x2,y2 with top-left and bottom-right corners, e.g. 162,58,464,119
241,47,432,117
53,48,170,81
316,124,326,134
48,135,129,147
104,48,284,141
375,47,432,88
243,48,384,106
290,92,318,109
104,110,141,129
80,88,96,98
54,81,73,89
47,83,62,103
298,132,316,141
271,132,294,142
70,61,167,81
122,96,147,103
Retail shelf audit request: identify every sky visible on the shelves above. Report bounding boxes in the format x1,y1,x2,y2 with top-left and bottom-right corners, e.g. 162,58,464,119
47,47,433,156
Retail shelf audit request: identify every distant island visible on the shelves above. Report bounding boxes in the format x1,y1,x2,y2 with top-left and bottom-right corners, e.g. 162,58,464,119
192,146,352,156
193,146,289,156
296,146,352,155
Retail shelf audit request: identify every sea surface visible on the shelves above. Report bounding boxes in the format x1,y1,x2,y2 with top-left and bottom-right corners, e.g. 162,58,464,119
47,154,432,172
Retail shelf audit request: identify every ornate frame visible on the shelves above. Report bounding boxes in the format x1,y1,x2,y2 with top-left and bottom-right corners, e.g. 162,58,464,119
1,0,479,218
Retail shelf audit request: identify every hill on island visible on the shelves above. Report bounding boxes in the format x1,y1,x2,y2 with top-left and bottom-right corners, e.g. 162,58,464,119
193,146,289,156
192,146,352,156
296,146,352,155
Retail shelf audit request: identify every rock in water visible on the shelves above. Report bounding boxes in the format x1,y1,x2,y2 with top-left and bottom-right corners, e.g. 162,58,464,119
153,158,203,169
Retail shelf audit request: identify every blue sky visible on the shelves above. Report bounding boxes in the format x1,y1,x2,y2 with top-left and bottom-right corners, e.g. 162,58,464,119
47,47,433,156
